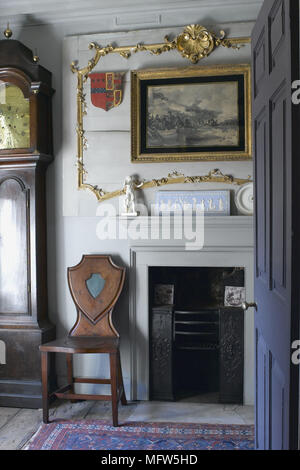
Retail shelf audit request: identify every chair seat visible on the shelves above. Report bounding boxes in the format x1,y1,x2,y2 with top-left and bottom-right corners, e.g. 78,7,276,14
40,336,119,354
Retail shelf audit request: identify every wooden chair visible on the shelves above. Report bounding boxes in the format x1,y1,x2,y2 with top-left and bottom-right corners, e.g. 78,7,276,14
39,255,127,426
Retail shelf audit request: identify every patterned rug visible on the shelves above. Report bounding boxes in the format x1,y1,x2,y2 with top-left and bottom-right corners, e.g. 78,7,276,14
25,420,255,450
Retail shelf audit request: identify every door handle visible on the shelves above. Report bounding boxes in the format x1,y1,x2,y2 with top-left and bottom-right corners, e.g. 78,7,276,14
241,301,258,311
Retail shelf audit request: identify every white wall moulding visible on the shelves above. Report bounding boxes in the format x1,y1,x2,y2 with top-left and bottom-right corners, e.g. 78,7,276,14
115,13,161,27
129,215,254,405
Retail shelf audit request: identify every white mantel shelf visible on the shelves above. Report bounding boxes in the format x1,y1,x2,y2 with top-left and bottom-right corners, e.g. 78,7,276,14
119,215,253,225
123,216,254,248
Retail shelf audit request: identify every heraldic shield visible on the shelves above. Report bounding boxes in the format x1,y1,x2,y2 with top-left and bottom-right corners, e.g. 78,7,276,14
89,72,123,111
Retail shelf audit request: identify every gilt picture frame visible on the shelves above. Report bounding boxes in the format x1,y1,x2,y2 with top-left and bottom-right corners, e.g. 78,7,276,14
131,64,251,163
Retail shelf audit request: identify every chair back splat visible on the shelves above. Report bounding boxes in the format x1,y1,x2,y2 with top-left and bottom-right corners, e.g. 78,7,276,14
68,255,125,338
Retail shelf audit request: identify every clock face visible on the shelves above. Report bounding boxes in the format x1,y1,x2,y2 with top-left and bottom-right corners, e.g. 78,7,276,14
0,83,30,150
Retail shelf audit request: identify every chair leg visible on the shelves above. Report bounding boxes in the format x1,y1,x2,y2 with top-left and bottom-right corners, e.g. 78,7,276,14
41,351,49,424
117,351,127,406
109,352,119,426
66,353,77,403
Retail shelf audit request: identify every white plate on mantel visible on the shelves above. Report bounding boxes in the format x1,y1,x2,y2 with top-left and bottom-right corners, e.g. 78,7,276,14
235,182,254,215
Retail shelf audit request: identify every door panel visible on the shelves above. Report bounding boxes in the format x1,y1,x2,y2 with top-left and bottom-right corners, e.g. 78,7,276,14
270,82,289,299
269,0,285,70
269,353,285,450
253,29,266,98
254,108,268,285
252,0,300,450
256,330,268,449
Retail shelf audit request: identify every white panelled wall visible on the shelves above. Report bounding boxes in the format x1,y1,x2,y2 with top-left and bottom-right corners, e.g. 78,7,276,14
0,0,264,403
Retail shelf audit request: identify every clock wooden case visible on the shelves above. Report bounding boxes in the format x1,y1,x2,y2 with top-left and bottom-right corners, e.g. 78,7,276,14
0,35,56,407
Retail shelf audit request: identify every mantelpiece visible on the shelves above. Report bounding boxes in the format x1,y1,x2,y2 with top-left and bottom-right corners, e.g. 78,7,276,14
128,215,254,404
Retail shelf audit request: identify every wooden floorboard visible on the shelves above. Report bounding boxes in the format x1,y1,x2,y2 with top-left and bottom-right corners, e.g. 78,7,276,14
0,407,20,430
0,408,42,450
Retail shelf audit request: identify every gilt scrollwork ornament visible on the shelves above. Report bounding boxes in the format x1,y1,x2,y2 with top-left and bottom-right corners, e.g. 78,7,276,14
176,25,230,63
71,24,251,203
82,169,252,202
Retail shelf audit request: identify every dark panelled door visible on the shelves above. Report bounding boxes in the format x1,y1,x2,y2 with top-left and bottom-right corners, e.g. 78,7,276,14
252,0,300,450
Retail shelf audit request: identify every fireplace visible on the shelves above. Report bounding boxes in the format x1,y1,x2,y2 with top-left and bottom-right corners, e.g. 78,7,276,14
129,216,254,405
148,267,245,404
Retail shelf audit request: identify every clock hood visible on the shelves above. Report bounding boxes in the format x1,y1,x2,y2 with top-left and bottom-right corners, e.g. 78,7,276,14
0,38,52,86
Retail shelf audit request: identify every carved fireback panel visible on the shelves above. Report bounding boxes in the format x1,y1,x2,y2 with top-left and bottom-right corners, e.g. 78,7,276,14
219,307,244,404
150,306,174,401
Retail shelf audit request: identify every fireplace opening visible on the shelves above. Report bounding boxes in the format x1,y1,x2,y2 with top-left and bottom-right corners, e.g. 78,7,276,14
149,266,245,404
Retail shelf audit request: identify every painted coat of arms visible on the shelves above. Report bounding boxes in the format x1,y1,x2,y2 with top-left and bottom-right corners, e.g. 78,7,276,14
89,72,124,111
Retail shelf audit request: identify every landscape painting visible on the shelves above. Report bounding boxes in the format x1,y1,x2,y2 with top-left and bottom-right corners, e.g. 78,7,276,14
131,65,251,162
147,82,239,148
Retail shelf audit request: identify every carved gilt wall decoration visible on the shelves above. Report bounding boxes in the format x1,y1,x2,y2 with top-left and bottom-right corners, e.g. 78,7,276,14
71,24,251,203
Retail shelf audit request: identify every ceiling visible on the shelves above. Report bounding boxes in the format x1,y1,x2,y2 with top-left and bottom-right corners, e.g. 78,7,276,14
0,0,263,25
0,0,209,16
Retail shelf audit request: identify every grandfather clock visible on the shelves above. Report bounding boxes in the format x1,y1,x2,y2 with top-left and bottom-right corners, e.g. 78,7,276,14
0,26,56,407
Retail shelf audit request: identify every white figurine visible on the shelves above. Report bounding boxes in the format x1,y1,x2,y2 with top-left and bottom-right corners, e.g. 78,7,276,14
208,198,216,211
200,199,206,211
122,176,144,216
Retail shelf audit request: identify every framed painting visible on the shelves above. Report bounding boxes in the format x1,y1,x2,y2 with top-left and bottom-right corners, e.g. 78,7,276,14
131,64,251,162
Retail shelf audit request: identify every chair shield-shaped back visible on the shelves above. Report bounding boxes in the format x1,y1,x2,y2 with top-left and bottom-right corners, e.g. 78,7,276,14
67,255,125,337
